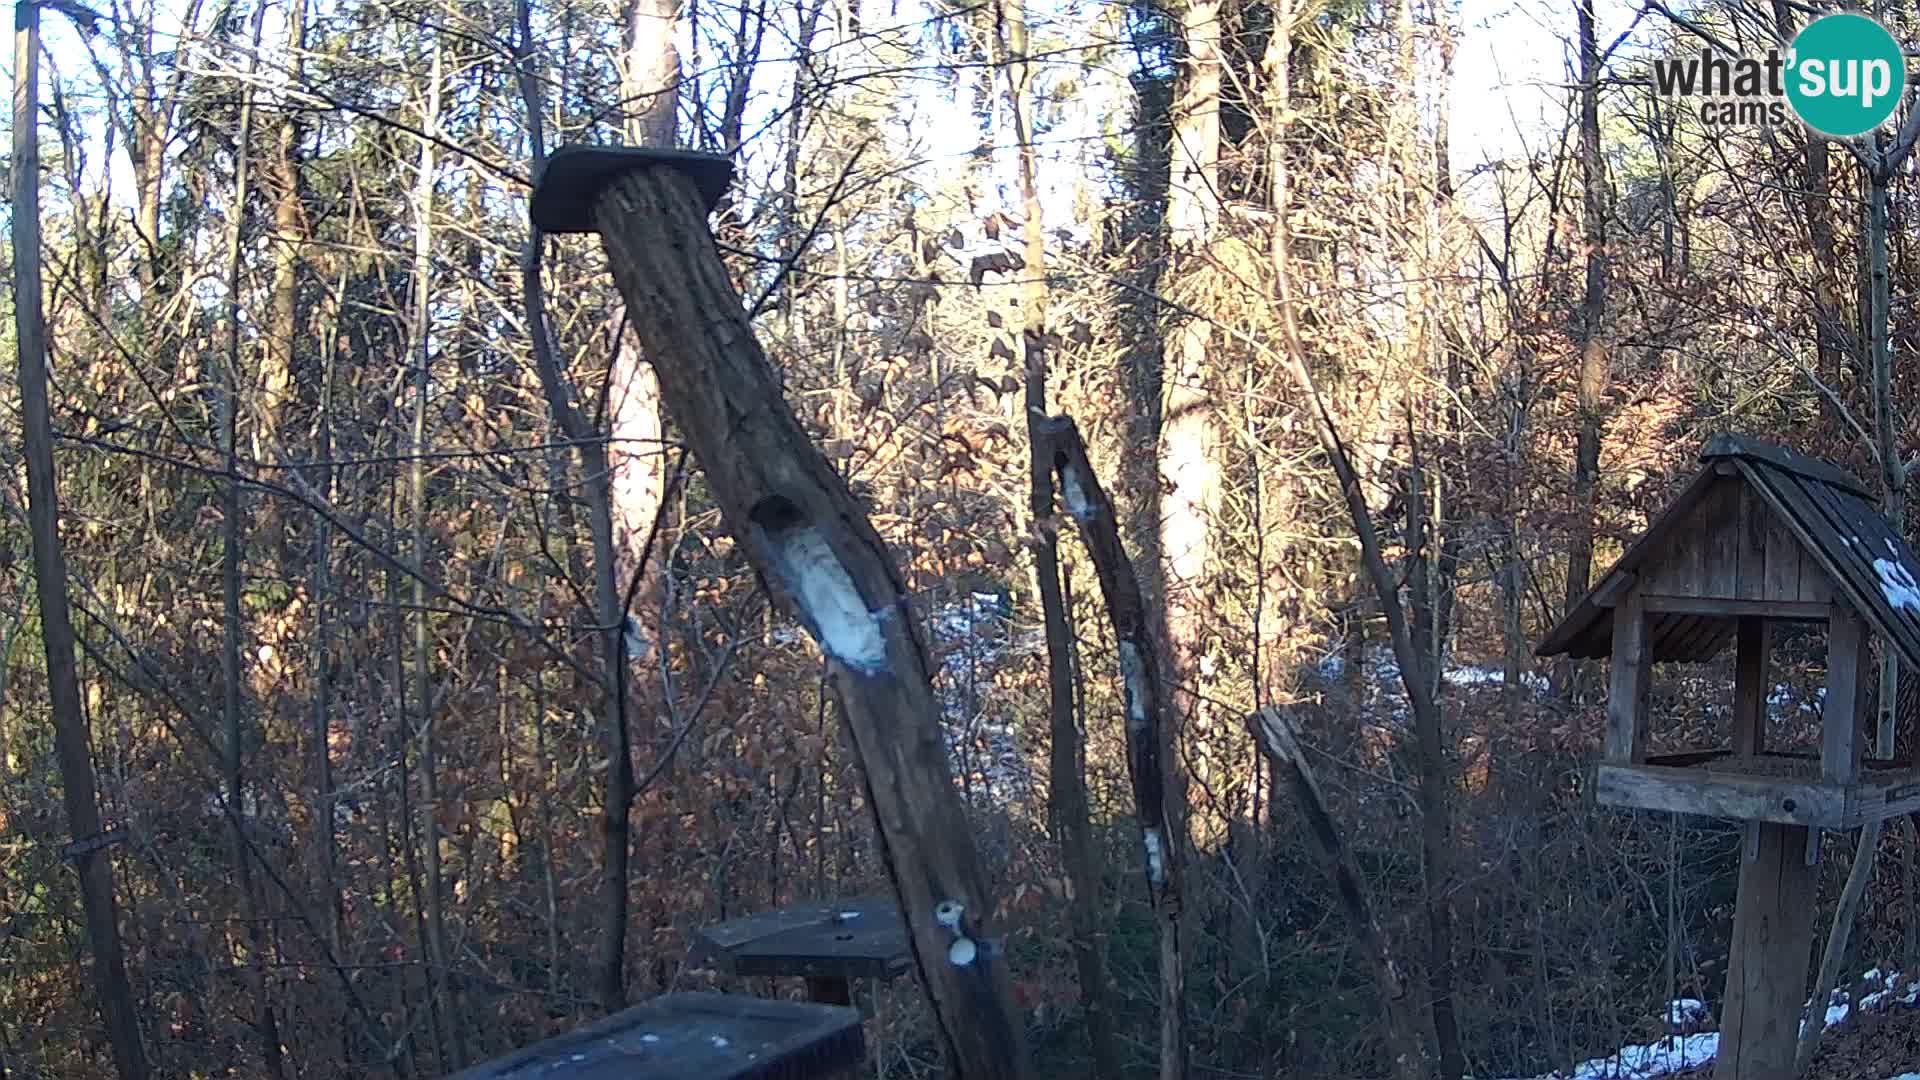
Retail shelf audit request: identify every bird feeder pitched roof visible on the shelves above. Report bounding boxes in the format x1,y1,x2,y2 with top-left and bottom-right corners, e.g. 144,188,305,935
1537,434,1920,669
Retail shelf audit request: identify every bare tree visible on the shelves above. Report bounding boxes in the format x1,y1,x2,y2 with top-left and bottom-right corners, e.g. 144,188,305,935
11,2,149,1075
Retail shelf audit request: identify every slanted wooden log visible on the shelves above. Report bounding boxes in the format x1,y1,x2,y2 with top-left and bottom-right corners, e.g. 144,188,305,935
531,147,1030,1080
1032,413,1189,1079
1248,707,1428,1080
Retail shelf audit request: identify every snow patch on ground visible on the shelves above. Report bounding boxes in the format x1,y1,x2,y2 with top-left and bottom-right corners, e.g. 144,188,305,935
1664,998,1708,1027
1501,1033,1719,1080
1504,969,1920,1080
927,591,1033,804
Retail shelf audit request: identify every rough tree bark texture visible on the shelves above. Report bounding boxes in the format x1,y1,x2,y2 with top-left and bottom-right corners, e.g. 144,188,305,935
408,42,465,1069
1162,0,1222,771
1249,707,1429,1080
588,162,1032,1080
262,0,306,437
219,23,289,1072
1036,414,1189,1080
1564,0,1608,691
11,4,150,1075
1000,2,1120,1073
611,0,675,579
590,0,681,1008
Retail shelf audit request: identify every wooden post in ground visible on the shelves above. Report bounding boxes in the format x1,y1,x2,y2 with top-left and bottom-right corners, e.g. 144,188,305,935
529,146,1030,1080
1715,823,1817,1080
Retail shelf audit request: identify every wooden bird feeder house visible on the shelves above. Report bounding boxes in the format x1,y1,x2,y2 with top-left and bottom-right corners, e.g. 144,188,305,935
1537,433,1920,1079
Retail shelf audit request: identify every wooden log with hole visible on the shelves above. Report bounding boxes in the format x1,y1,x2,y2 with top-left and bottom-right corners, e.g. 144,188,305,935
500,145,1031,1080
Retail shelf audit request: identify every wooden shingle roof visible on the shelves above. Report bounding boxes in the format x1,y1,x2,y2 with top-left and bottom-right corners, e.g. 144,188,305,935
1536,434,1920,670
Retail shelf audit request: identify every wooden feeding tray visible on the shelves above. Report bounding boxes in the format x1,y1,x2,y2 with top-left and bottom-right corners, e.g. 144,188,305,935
450,992,865,1079
1596,750,1920,828
693,896,912,1006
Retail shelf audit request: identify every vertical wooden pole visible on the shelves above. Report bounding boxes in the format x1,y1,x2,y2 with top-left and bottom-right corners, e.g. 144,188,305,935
1733,617,1769,757
1607,591,1651,763
804,976,853,1006
1825,604,1868,784
1716,823,1818,1080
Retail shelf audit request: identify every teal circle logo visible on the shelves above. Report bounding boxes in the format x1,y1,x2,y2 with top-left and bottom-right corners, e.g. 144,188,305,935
1787,14,1906,137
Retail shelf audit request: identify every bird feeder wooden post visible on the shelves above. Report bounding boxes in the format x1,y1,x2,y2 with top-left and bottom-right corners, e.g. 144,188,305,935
1538,435,1920,1080
529,146,1031,1080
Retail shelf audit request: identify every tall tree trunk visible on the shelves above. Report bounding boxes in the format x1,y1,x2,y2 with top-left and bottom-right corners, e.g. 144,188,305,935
408,41,464,1069
262,0,305,439
12,5,150,1076
220,11,288,1076
1563,0,1608,699
999,4,1119,1073
1162,0,1221,788
312,270,345,957
512,0,637,1015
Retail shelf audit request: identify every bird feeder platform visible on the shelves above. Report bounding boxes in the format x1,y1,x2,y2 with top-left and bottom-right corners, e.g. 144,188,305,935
449,992,864,1080
694,896,912,1006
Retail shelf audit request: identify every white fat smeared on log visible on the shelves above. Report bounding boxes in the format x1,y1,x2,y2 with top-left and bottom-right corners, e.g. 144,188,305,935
768,524,889,673
1143,827,1165,885
1117,641,1151,731
1059,462,1095,523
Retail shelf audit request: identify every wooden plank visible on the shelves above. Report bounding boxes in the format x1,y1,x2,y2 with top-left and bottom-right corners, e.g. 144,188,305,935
1640,596,1831,620
1733,617,1770,757
1702,433,1873,497
1649,613,1696,660
1607,591,1651,764
1714,823,1819,1080
1799,546,1835,603
1701,479,1740,598
1735,481,1762,599
1748,467,1868,617
725,891,921,976
1595,764,1846,826
1647,749,1738,768
1761,506,1803,602
1670,613,1727,662
1803,479,1920,666
1852,768,1920,825
449,992,866,1080
1824,602,1868,785
1590,570,1637,609
1644,502,1707,597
